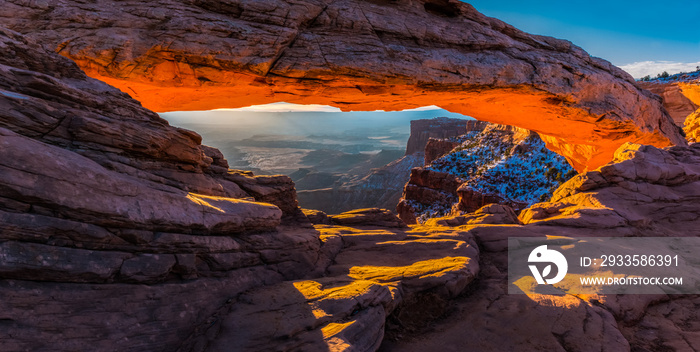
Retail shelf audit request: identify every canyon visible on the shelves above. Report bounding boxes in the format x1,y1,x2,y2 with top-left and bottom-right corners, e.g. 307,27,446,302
1,0,700,351
296,117,485,214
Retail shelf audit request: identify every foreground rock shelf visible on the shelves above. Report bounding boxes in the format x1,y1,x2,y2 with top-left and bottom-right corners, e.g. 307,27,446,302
0,0,685,171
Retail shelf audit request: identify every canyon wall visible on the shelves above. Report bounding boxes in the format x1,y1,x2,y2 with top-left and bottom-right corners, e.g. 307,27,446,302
405,118,487,155
398,124,575,224
0,0,685,171
639,73,700,143
297,117,485,214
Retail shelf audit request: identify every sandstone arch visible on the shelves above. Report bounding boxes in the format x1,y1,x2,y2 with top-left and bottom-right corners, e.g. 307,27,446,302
0,0,684,171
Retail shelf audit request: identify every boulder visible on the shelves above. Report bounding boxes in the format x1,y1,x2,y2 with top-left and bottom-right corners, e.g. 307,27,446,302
425,203,522,226
456,184,528,213
302,208,331,225
329,208,407,228
520,142,700,235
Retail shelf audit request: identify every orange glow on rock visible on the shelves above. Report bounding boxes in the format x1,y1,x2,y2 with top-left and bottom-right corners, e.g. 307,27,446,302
90,72,676,172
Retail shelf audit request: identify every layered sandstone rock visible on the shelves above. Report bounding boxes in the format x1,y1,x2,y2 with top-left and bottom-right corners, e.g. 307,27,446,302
385,142,700,352
686,110,700,143
405,118,487,155
455,184,527,213
3,3,700,351
397,168,463,224
424,203,521,226
0,0,685,170
181,223,479,351
520,142,700,234
639,73,700,143
398,123,574,224
639,81,698,125
424,138,461,165
0,28,482,351
328,208,407,228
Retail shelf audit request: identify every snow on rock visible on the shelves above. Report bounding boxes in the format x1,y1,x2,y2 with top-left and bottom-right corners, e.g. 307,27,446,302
398,124,576,224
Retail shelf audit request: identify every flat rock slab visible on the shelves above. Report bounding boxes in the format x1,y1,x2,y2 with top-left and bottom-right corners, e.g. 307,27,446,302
181,224,479,351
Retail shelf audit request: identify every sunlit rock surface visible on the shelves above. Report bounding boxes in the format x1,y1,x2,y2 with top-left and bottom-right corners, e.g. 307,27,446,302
385,142,700,352
639,71,700,143
520,142,700,234
0,0,685,171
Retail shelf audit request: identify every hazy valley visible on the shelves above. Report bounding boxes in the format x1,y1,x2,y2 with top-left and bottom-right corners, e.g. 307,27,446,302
162,108,472,213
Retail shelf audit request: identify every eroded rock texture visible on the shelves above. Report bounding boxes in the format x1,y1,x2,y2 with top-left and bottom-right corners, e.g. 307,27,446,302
639,75,700,143
520,142,700,234
639,81,699,126
405,118,487,155
2,3,700,351
384,142,700,352
0,0,685,171
0,28,480,351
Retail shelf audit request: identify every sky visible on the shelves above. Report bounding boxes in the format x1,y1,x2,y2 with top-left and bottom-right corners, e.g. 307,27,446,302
465,0,700,78
213,103,450,113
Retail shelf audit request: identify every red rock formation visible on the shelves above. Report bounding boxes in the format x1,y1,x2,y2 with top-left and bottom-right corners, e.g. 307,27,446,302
406,118,487,155
0,0,685,171
639,82,698,125
456,184,527,213
399,123,572,224
677,81,700,143
639,75,700,143
425,203,522,226
0,29,484,351
386,142,700,352
397,168,463,224
329,208,407,228
520,142,700,232
4,4,700,351
424,138,462,165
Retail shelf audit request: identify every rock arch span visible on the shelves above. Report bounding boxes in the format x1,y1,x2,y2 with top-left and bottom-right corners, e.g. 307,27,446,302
0,0,684,171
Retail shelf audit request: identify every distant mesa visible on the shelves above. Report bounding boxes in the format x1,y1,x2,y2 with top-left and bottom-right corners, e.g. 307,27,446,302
405,117,488,155
295,117,486,214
